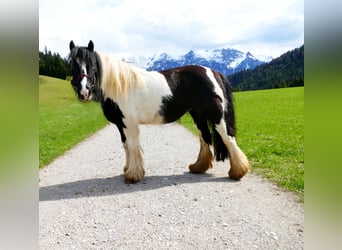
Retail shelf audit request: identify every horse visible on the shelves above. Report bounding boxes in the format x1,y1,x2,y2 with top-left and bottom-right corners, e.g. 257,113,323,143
68,40,250,183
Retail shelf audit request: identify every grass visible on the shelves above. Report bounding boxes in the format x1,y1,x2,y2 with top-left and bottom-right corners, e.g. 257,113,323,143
179,87,304,198
39,75,108,167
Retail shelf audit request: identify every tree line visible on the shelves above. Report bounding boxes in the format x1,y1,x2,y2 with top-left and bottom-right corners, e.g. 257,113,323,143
228,45,304,91
39,47,70,80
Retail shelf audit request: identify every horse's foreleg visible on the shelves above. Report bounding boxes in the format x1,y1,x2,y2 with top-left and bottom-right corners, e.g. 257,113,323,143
122,124,145,183
189,131,214,173
123,142,129,173
215,119,250,180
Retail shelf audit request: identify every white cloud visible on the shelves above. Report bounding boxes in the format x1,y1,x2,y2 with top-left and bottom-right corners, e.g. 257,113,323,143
39,0,304,59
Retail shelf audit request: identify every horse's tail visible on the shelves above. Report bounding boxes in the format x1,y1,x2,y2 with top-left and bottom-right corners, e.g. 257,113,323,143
211,73,236,162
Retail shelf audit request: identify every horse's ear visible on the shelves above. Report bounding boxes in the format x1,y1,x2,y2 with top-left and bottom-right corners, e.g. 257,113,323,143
69,40,75,51
88,40,94,52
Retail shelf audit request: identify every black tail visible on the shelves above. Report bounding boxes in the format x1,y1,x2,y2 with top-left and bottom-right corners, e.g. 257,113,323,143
211,125,227,161
211,74,236,162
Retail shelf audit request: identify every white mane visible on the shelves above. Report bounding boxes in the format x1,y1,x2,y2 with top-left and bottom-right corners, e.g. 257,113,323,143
99,53,152,99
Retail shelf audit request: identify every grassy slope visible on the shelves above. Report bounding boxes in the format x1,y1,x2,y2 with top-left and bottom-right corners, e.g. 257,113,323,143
180,87,304,197
39,75,107,167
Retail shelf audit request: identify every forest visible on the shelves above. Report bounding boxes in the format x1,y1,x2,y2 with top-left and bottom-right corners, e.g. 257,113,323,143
228,45,304,91
39,47,69,80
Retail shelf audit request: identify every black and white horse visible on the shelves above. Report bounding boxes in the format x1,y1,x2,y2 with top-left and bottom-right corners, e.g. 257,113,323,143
69,40,249,183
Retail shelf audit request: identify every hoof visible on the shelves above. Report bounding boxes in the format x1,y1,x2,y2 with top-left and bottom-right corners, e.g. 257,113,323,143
124,168,145,184
189,162,211,174
124,177,141,184
228,165,249,180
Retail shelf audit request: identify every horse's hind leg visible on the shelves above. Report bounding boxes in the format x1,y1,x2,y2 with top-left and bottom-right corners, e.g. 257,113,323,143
188,112,214,173
215,119,249,180
122,123,145,183
189,130,214,173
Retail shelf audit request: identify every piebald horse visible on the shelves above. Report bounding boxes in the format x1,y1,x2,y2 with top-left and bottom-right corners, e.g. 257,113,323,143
69,40,249,183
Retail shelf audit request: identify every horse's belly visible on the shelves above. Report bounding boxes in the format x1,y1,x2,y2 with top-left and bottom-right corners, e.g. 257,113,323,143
121,89,167,125
137,101,164,124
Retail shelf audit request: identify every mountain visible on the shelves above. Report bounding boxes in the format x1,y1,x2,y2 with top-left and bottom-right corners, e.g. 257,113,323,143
144,48,267,75
126,48,268,75
228,45,304,91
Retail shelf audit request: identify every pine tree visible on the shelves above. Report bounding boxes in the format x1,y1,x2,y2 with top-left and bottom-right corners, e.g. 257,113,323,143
39,47,67,80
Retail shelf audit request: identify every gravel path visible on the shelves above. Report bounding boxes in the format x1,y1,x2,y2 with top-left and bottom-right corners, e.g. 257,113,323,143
39,123,304,249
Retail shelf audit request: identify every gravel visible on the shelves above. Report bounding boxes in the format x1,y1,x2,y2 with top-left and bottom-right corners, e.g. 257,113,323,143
39,123,304,249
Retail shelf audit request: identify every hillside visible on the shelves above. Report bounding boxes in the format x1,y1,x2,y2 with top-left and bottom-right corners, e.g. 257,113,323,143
39,75,107,167
228,45,304,91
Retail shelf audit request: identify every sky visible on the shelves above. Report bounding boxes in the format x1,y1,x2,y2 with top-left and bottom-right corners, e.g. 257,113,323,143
39,0,304,60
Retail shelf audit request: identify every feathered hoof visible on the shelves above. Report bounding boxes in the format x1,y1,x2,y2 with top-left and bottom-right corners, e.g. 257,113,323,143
189,161,212,174
124,168,145,184
228,164,249,180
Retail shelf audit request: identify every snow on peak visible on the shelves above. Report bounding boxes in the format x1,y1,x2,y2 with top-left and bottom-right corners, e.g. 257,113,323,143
127,47,267,75
228,53,245,68
246,51,256,59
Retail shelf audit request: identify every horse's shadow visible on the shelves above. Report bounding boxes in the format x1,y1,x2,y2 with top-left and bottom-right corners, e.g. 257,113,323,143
39,172,237,202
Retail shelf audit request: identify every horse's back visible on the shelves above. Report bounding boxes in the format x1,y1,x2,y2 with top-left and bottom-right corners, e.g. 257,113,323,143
159,65,226,123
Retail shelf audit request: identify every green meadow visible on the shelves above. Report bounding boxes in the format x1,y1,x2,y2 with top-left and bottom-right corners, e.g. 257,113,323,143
39,76,303,197
39,76,107,167
180,87,304,197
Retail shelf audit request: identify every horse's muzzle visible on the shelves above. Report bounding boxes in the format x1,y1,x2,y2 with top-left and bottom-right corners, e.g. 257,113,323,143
80,87,90,101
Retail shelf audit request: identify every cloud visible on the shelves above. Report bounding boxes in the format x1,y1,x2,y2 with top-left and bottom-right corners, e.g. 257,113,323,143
39,0,304,58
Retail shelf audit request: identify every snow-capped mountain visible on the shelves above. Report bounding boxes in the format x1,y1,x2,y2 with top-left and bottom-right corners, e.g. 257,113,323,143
128,48,269,75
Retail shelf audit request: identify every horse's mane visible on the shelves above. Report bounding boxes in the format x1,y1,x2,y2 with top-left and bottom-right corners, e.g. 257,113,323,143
99,53,149,99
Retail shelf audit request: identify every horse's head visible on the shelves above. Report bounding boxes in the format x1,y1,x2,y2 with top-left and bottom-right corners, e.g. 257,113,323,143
68,40,101,101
